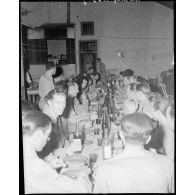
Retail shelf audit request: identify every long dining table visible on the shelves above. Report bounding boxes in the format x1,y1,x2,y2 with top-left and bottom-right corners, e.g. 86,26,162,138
59,106,124,190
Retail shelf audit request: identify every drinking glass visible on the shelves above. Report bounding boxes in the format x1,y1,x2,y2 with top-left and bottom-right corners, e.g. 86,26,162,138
89,153,98,169
81,127,86,146
94,127,100,135
97,138,102,146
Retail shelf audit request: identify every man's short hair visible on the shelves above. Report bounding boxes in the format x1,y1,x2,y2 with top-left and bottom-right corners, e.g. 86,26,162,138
153,97,172,117
121,112,153,143
53,66,63,78
21,100,40,116
23,110,51,136
44,89,66,104
136,83,151,94
54,80,68,94
120,69,134,78
46,62,55,70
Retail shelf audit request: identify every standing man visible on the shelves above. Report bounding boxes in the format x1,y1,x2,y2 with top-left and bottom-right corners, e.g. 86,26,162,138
39,62,56,109
84,53,94,72
96,58,107,84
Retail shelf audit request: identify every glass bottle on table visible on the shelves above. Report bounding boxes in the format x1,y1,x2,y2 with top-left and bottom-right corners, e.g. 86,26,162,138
102,127,112,160
73,122,82,154
101,107,108,136
98,102,102,118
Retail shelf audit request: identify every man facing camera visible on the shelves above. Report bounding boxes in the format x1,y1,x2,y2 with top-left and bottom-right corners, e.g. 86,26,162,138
93,112,174,193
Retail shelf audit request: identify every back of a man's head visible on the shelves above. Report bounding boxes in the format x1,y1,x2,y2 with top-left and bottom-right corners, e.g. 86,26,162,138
21,100,40,116
54,80,68,94
46,62,55,70
121,112,153,144
44,89,66,104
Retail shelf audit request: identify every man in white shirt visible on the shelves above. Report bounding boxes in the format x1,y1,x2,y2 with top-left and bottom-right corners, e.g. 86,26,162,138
96,58,107,84
93,112,174,193
39,62,56,109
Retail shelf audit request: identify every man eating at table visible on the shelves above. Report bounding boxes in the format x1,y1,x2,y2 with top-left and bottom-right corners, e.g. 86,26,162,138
23,111,91,193
93,112,174,193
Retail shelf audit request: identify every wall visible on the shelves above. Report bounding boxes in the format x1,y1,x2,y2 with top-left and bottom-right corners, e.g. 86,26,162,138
21,38,24,87
72,2,173,78
29,64,75,82
21,1,173,79
21,26,26,99
21,36,25,99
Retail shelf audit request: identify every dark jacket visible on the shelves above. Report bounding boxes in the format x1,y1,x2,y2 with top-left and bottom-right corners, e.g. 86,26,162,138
37,116,69,159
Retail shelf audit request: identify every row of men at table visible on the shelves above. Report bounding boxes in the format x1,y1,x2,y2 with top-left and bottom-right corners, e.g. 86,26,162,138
22,63,174,193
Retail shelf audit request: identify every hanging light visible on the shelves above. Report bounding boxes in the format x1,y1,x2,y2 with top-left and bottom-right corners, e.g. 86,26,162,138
84,1,87,6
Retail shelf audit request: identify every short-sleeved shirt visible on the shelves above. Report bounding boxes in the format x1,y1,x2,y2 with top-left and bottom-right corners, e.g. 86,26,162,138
39,73,54,98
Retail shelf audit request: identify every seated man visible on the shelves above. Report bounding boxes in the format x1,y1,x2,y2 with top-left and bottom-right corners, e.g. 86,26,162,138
37,89,82,160
93,112,174,193
23,111,91,193
97,58,107,84
122,82,151,114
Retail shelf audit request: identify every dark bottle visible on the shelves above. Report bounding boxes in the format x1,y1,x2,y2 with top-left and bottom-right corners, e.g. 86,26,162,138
101,107,108,135
111,109,117,123
97,102,102,118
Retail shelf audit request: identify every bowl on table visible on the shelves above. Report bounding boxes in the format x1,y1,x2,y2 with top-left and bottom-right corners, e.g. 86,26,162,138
63,154,88,168
84,140,93,145
60,167,91,179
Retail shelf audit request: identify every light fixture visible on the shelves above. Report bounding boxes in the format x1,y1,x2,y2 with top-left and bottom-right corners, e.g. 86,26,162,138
116,50,124,58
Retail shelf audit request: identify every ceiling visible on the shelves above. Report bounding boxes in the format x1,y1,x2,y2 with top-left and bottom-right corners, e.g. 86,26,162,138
155,1,174,9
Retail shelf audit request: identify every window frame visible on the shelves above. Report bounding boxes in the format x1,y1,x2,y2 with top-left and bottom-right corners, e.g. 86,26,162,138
81,21,94,36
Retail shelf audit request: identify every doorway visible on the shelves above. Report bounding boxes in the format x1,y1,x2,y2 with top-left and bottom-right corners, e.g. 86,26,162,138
79,40,97,73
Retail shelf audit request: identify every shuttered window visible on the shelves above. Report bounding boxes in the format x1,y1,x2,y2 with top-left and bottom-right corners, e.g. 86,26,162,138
27,39,47,64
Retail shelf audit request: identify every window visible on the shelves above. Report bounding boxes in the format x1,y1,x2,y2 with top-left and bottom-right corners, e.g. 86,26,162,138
27,39,47,65
81,21,94,36
66,38,75,64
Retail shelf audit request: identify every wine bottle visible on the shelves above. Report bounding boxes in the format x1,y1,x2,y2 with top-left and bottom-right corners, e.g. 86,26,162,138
102,107,108,130
73,122,82,153
102,128,112,160
97,102,101,118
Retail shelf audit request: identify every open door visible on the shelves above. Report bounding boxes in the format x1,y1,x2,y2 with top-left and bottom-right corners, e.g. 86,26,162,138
79,40,97,73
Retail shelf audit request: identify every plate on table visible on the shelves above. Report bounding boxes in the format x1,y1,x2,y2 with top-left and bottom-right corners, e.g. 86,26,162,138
63,154,88,164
